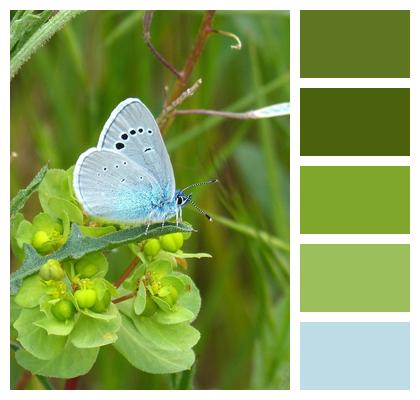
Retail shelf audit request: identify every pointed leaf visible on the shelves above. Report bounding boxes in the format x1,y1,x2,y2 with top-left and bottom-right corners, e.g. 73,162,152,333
10,164,48,219
11,222,193,294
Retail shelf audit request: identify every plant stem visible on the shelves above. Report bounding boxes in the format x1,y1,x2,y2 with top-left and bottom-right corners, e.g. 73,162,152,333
213,214,290,252
64,377,80,389
10,11,85,79
112,293,136,304
15,370,32,390
143,11,182,79
114,256,140,288
159,11,216,133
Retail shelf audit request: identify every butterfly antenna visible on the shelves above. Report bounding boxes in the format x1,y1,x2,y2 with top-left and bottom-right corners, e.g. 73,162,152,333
182,179,218,192
189,200,213,222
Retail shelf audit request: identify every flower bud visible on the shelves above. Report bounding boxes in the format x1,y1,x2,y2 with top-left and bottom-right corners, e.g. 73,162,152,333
143,238,161,259
172,232,184,249
74,288,97,309
51,299,76,321
32,230,50,250
39,259,65,281
91,290,111,313
159,233,183,253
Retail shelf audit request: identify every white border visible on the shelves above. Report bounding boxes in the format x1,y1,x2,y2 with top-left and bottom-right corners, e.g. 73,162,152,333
2,1,419,398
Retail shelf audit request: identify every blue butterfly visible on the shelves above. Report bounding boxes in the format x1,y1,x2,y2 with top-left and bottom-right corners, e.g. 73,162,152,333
73,98,215,230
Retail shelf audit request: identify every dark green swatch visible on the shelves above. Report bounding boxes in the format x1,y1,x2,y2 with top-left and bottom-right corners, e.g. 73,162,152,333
300,166,410,234
300,244,410,312
300,88,410,156
300,10,410,78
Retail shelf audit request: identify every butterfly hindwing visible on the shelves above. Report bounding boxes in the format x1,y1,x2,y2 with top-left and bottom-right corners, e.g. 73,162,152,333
97,98,175,200
73,149,162,223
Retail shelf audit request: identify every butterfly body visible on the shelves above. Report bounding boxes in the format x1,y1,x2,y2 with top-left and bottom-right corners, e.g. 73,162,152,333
73,98,191,226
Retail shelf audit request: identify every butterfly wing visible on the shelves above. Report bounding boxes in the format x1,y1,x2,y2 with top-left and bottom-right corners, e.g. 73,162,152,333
73,149,163,223
97,98,175,200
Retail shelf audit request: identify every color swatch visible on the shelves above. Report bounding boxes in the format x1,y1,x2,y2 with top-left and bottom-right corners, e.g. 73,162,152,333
300,244,410,312
300,322,410,389
300,88,410,156
300,166,410,234
300,10,410,77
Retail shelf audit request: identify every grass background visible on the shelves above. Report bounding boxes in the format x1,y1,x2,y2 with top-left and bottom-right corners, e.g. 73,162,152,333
10,10,290,389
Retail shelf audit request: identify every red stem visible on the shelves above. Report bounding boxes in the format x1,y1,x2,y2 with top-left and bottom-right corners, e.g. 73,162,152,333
15,370,32,390
64,377,80,390
114,256,140,288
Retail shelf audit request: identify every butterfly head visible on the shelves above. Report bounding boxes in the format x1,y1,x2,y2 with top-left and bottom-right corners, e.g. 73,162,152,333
175,179,218,222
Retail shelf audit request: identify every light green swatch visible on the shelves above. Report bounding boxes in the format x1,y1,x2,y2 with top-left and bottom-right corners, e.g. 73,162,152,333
300,244,410,312
300,166,410,234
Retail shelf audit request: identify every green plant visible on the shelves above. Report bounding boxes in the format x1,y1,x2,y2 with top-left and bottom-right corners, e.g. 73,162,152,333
11,165,210,379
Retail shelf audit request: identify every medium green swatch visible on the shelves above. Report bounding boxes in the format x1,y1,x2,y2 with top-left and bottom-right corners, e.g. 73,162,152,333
300,10,410,78
300,166,410,234
300,244,410,312
300,88,410,156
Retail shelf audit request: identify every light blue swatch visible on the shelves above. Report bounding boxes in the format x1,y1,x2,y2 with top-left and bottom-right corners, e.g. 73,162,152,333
300,322,410,389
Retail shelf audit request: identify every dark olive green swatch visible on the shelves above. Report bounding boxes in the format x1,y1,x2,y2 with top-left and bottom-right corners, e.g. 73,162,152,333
300,10,410,78
300,88,410,156
300,244,410,312
300,166,410,234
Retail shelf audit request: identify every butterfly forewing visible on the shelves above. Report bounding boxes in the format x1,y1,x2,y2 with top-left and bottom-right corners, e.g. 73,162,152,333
98,98,175,199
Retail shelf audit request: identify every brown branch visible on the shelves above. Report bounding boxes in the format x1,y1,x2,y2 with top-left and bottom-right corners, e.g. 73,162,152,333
143,11,182,79
157,79,202,128
114,256,140,288
112,292,136,304
159,10,216,133
174,108,259,120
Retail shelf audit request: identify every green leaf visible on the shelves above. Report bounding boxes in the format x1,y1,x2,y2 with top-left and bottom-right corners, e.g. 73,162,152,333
134,282,146,315
38,169,74,208
10,164,48,220
173,251,212,259
14,274,46,308
113,314,195,374
11,222,193,295
13,308,66,360
45,197,84,224
34,317,75,336
147,259,173,278
70,304,121,348
152,295,172,313
14,219,34,250
153,306,195,325
15,343,99,378
132,316,200,352
174,273,201,319
74,252,108,278
11,212,25,260
79,225,116,237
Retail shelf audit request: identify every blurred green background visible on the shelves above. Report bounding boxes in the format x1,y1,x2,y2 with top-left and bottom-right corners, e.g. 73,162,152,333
10,10,290,389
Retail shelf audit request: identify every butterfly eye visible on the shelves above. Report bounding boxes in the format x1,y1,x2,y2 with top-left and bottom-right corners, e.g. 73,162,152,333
177,197,183,205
